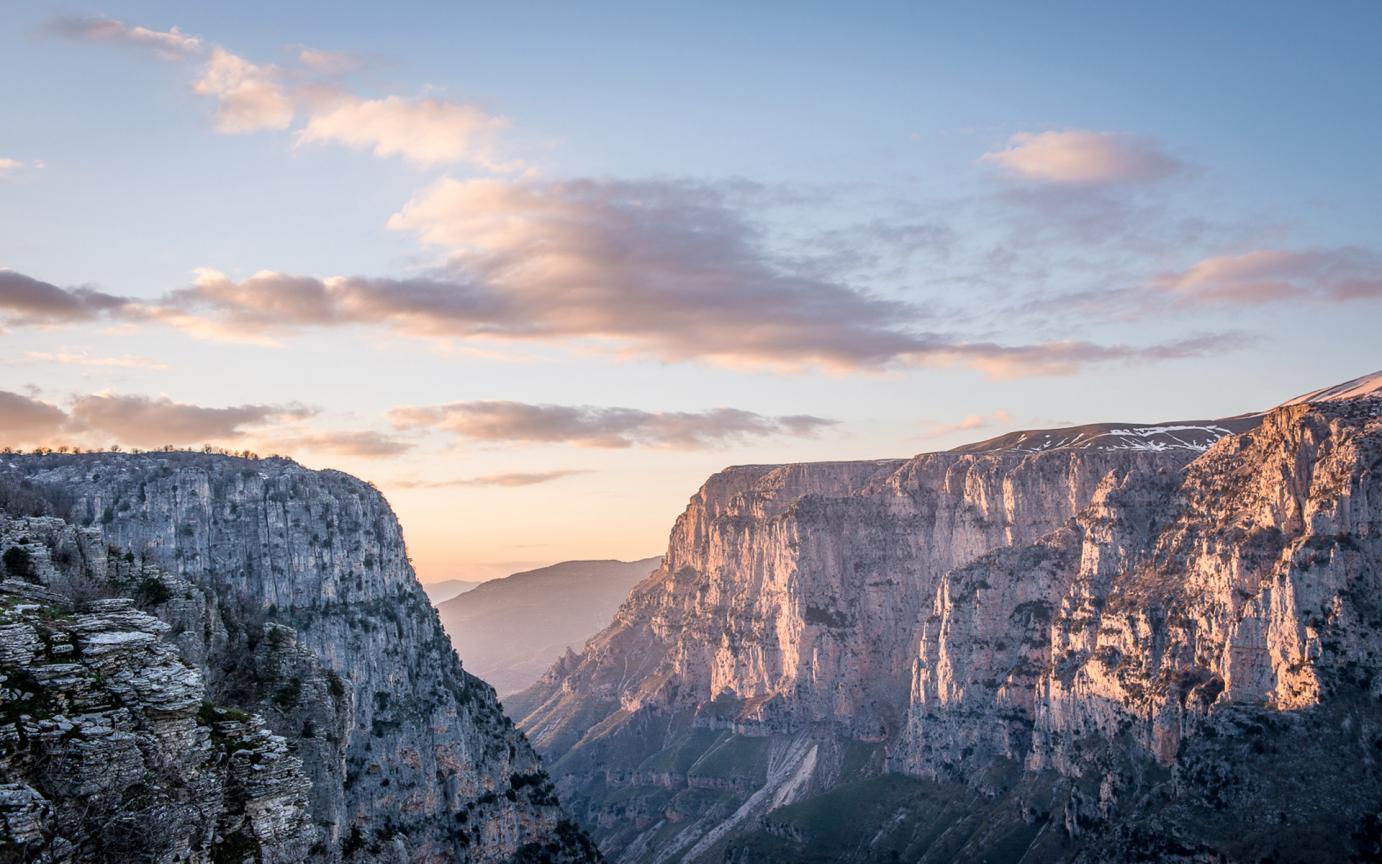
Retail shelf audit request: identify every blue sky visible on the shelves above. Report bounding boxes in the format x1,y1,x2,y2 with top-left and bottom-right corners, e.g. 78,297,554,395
2,2,1379,580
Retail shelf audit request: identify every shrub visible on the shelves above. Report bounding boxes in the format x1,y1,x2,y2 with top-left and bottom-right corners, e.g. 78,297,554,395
273,677,303,709
136,577,173,606
3,546,36,582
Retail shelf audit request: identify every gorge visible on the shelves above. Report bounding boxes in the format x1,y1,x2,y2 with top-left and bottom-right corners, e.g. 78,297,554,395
1,371,1379,863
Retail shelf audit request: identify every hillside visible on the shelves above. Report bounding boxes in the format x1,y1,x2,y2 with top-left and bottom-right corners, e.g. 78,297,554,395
438,558,661,696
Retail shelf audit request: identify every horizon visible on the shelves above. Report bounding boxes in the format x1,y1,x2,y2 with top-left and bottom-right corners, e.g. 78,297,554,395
3,2,1381,582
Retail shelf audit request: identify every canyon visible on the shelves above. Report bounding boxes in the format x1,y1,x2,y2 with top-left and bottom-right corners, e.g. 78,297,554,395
1,370,1378,862
510,372,1382,862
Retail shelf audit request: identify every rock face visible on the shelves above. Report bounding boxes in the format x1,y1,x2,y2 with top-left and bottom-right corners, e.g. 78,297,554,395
511,381,1382,862
0,454,600,863
438,558,661,696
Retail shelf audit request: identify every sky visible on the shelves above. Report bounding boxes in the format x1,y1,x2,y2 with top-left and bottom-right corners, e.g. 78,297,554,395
2,1,1380,583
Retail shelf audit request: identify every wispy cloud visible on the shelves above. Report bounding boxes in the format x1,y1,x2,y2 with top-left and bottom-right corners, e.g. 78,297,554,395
394,469,590,489
258,429,414,458
20,350,168,370
921,409,1011,440
296,95,515,169
982,130,1184,185
1158,248,1382,305
295,47,366,76
51,14,514,165
0,391,68,441
388,401,837,449
66,394,313,448
0,270,130,324
48,15,202,60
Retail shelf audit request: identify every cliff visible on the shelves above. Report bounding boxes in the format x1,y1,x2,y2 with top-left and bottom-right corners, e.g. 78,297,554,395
511,380,1382,862
0,453,599,863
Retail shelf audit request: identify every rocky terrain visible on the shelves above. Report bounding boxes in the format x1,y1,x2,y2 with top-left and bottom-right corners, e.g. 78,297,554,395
0,454,599,863
438,559,661,697
510,372,1382,862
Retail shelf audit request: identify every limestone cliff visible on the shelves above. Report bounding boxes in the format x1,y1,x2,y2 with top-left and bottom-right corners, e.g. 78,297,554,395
511,377,1382,862
0,454,599,863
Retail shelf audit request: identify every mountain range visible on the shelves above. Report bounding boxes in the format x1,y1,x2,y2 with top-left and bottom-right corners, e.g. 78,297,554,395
423,578,486,605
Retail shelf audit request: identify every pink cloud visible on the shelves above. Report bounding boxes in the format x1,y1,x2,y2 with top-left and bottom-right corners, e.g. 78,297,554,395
1159,248,1382,304
982,130,1183,185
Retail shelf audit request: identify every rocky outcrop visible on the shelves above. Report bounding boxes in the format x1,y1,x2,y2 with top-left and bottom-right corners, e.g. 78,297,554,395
0,454,600,863
0,530,315,862
512,383,1382,862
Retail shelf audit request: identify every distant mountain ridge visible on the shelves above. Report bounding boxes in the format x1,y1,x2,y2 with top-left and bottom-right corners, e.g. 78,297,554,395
952,369,1382,455
439,557,661,696
421,577,484,604
1279,368,1382,405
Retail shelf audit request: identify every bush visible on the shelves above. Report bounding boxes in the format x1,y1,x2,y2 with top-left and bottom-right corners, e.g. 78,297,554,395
136,577,173,606
273,677,303,709
3,546,36,582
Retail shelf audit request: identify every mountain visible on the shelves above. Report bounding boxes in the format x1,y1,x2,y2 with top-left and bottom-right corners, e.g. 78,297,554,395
438,558,661,697
0,454,599,863
1278,368,1382,405
509,373,1382,863
423,578,485,605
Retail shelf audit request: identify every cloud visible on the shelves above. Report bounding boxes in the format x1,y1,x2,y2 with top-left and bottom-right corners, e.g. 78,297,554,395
982,130,1184,185
296,95,512,168
157,267,510,338
381,177,954,369
192,48,295,133
20,350,168,370
387,401,837,449
0,391,68,441
49,15,202,60
0,270,129,324
52,14,513,165
1158,248,1382,305
296,47,366,76
262,430,414,458
0,158,24,177
0,387,408,457
67,394,312,447
921,409,1011,440
394,469,589,489
1,164,1242,379
952,334,1243,379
